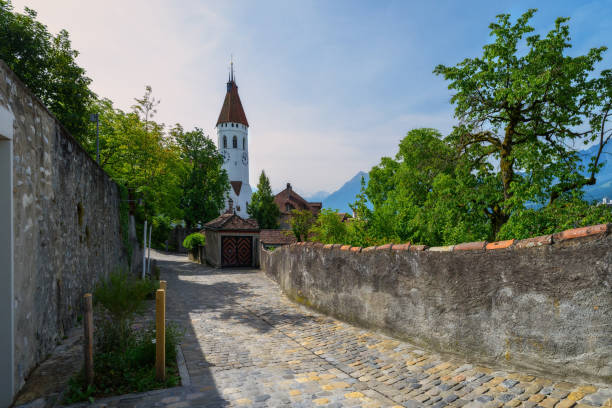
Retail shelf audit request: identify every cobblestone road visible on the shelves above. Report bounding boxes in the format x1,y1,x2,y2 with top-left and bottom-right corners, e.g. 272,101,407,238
76,251,611,408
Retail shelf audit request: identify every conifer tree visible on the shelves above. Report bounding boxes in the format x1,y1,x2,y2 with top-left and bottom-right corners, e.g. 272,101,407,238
247,171,280,229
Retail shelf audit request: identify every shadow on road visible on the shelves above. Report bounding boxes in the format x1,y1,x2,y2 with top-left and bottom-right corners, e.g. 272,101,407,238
152,251,309,405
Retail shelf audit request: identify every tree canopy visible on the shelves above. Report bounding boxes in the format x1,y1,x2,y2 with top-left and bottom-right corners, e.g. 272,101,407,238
0,2,231,247
433,9,612,237
312,10,612,247
174,125,229,228
247,171,280,229
0,0,96,142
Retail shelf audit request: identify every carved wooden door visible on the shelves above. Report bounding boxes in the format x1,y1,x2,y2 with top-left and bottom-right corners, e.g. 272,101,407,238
221,236,252,267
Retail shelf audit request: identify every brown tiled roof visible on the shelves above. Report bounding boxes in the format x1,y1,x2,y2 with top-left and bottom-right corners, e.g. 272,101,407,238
216,81,249,127
273,183,322,216
203,210,259,231
260,229,297,245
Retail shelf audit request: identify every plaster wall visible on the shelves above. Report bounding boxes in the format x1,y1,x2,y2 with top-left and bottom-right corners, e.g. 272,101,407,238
0,61,127,393
0,102,15,406
261,234,612,384
216,121,251,218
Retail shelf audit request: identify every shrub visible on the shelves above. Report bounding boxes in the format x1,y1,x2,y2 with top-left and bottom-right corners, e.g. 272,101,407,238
63,323,183,403
94,270,158,352
182,232,205,250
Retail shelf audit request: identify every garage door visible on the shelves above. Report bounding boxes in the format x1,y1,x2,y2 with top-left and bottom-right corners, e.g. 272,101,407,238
221,236,252,267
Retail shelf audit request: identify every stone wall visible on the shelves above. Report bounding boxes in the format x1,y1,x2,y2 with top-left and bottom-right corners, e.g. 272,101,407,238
261,225,612,384
0,61,127,392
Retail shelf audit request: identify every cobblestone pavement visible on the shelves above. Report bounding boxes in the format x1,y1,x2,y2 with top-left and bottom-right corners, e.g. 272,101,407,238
74,251,611,408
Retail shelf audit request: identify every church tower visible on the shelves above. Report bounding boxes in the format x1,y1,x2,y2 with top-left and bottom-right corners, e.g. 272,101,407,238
216,61,252,218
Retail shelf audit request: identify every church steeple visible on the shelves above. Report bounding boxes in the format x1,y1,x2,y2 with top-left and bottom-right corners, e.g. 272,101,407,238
227,57,235,91
215,60,252,219
217,59,249,127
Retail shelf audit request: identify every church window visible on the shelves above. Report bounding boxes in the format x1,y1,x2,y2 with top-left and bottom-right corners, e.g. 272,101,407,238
223,136,227,148
242,137,245,149
232,135,237,148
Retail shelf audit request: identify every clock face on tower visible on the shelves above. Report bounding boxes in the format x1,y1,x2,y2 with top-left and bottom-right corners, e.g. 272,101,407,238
242,152,248,165
221,149,229,162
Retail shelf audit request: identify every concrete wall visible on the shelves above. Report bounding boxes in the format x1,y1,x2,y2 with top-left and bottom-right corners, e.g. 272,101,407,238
261,226,612,384
0,61,127,394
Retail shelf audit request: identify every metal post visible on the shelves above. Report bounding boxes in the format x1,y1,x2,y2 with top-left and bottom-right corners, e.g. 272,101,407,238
142,220,147,280
147,224,152,277
155,289,166,381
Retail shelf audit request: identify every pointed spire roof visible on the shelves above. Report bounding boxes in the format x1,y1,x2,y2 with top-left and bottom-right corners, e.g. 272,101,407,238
216,61,249,127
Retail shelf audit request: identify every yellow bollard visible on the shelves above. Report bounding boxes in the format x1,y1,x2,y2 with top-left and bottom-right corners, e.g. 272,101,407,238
155,288,166,381
83,293,94,385
160,280,167,291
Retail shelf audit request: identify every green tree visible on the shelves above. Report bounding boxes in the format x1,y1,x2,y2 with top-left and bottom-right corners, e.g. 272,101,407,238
289,209,315,242
95,89,182,221
433,9,612,237
173,125,229,228
365,128,455,244
311,209,348,244
247,171,280,228
0,1,96,142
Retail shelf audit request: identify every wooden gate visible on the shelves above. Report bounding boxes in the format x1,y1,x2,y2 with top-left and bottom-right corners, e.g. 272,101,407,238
221,236,252,267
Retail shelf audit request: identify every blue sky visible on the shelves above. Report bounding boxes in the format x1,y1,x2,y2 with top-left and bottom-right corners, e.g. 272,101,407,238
11,0,612,195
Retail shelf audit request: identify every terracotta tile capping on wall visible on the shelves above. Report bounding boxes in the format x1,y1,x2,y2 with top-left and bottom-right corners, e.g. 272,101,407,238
552,224,609,242
454,241,486,251
300,223,610,255
486,239,515,250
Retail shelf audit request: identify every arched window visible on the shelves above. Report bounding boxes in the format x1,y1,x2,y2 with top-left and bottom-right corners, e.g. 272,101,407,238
232,135,237,148
242,137,245,150
223,135,227,148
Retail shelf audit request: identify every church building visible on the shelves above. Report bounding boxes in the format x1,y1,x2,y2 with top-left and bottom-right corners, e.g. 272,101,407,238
216,63,252,218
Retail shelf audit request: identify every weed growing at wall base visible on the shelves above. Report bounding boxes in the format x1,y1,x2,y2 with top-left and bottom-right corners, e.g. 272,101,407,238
63,323,182,403
63,272,183,403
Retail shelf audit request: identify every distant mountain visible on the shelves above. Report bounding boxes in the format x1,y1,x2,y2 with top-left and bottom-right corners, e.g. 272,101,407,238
305,190,330,202
322,171,370,213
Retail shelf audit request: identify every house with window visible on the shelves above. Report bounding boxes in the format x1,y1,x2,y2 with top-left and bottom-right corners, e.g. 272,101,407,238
273,183,322,228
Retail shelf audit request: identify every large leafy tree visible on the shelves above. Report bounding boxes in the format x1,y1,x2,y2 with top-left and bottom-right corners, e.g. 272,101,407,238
433,9,612,236
0,1,96,142
365,128,456,243
173,125,229,228
92,88,183,221
247,171,280,228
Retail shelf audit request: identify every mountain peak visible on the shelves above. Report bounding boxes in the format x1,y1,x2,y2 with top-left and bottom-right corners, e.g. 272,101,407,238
322,171,370,213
